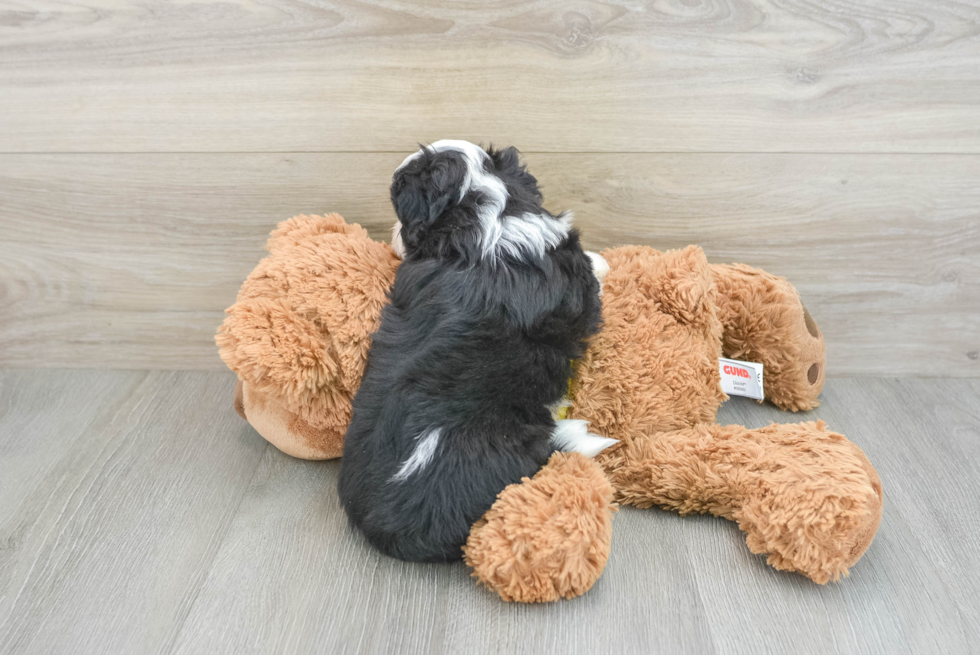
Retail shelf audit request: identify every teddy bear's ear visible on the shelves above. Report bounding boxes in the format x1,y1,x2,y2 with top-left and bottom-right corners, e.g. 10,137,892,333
266,213,370,256
653,246,715,326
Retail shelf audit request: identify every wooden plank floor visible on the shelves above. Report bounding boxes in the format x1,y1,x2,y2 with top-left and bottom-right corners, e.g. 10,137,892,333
1,371,977,654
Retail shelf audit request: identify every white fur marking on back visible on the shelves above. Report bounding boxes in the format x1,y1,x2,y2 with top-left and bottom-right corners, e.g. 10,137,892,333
550,419,618,458
390,429,442,482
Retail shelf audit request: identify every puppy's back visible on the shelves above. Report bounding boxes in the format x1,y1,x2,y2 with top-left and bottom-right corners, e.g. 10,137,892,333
337,271,559,560
339,141,602,561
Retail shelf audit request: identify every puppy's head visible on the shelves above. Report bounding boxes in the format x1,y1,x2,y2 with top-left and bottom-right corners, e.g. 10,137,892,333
390,140,570,263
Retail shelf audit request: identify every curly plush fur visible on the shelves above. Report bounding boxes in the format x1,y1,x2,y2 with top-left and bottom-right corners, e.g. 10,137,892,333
569,245,727,437
712,263,826,411
464,242,877,597
218,213,880,601
463,452,615,602
594,421,881,583
217,214,399,459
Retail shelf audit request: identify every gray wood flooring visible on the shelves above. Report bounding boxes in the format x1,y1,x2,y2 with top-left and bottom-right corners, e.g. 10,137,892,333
1,372,977,654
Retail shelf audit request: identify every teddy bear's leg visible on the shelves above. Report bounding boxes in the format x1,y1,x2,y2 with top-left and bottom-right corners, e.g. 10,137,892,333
598,420,882,584
463,452,616,602
710,263,826,411
235,380,345,460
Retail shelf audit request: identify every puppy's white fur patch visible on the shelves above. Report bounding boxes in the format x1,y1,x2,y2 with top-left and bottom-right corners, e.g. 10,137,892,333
491,212,572,263
395,140,572,264
434,142,509,261
548,396,572,415
550,419,618,458
390,428,442,482
391,221,407,259
585,251,609,295
396,139,488,175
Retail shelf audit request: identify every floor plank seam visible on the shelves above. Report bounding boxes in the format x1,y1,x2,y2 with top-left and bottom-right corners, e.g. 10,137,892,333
160,439,271,655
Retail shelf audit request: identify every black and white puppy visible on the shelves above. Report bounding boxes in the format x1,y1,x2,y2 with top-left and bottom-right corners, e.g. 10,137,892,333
338,140,614,562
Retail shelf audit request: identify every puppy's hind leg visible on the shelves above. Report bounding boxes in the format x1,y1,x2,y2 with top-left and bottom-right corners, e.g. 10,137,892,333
551,419,618,458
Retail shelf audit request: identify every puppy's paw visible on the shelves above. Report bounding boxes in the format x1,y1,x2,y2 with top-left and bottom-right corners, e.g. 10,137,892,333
584,251,609,295
550,419,618,457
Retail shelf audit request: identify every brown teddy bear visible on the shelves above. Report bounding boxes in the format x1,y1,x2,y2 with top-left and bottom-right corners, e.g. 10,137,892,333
217,214,882,603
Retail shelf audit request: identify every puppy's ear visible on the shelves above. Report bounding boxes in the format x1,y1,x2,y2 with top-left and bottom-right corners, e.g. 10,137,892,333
390,149,468,230
488,145,542,203
488,145,524,175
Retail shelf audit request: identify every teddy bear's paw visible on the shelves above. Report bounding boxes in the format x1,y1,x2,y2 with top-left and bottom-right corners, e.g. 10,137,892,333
733,422,883,583
463,452,616,603
710,262,826,412
738,484,882,584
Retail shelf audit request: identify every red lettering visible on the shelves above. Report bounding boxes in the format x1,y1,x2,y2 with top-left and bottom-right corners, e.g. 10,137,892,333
723,365,750,378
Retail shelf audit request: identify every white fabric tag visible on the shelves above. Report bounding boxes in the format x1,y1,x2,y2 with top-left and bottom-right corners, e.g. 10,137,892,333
719,358,765,400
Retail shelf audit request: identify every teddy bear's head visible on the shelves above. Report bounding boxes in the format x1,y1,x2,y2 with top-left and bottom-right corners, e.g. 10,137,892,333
217,214,400,459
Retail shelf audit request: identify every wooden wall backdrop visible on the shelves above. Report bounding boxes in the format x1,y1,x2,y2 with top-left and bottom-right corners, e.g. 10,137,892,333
1,0,978,375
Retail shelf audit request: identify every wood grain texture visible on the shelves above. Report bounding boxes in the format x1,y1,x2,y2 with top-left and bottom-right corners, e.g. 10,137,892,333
0,370,268,655
1,0,979,153
1,152,977,375
1,372,978,654
170,456,716,655
703,384,980,654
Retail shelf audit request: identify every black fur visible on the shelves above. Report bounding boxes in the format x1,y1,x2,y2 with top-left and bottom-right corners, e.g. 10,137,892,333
337,143,602,562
